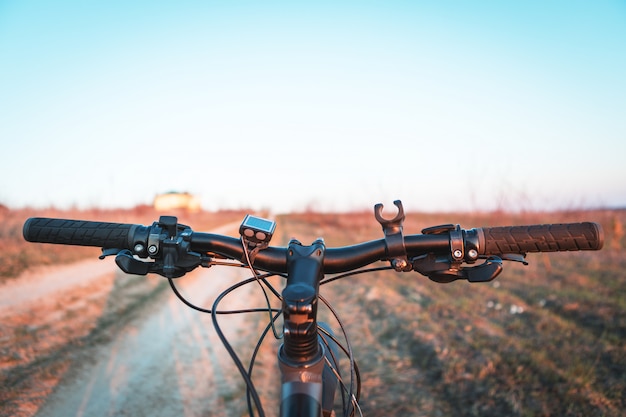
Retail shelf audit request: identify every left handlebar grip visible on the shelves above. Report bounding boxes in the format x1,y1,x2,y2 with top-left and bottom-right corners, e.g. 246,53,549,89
23,217,136,249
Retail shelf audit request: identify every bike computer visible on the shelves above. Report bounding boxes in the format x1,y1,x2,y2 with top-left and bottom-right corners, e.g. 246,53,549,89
239,215,276,245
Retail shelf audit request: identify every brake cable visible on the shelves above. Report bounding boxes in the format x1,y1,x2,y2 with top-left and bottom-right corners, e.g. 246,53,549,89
241,236,284,340
167,274,281,315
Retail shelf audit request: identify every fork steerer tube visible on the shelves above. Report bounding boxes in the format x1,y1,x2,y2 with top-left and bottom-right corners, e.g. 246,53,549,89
279,355,325,417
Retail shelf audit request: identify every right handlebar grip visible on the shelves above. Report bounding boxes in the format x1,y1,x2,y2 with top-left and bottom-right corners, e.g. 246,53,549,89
480,222,604,255
23,217,136,249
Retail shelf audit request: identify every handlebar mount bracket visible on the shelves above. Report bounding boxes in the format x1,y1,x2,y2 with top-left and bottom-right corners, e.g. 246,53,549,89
374,200,412,272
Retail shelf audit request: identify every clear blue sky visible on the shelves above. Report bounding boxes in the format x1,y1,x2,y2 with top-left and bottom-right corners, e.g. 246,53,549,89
1,0,625,212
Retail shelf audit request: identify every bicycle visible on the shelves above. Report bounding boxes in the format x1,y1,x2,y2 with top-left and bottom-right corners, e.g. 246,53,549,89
22,200,603,417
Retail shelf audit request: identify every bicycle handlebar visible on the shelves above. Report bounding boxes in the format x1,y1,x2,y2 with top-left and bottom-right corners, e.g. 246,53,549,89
19,208,606,417
23,217,604,275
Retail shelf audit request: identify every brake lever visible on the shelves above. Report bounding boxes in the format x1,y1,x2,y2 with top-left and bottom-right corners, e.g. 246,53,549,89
115,250,152,275
499,253,529,265
100,248,122,259
411,254,504,283
464,257,503,282
114,249,209,278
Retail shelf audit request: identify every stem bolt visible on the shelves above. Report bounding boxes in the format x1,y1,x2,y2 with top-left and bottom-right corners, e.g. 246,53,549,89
392,259,408,271
453,249,463,259
148,245,158,255
468,249,478,259
134,244,145,253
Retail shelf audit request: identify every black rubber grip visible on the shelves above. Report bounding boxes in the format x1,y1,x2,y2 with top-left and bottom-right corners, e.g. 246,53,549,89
480,222,603,255
23,217,135,249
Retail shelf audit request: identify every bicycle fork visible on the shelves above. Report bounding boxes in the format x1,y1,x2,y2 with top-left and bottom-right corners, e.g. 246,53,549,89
279,238,336,417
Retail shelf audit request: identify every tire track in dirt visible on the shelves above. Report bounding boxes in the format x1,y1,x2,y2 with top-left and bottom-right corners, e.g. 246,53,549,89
0,258,123,417
0,258,117,312
35,265,257,417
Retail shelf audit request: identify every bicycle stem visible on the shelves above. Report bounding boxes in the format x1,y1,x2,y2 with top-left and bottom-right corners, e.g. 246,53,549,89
281,237,325,363
279,237,327,416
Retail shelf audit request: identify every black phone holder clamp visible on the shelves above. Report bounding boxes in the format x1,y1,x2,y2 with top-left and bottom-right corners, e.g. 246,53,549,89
375,200,412,272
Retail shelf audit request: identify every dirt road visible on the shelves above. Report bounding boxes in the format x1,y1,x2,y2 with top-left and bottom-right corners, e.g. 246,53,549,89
37,268,279,417
0,223,282,417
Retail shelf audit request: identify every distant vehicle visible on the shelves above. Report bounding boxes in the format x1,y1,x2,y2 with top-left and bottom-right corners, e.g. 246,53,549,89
153,192,201,212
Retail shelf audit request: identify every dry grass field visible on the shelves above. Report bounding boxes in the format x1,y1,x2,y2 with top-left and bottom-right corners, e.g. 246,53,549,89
0,205,624,416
